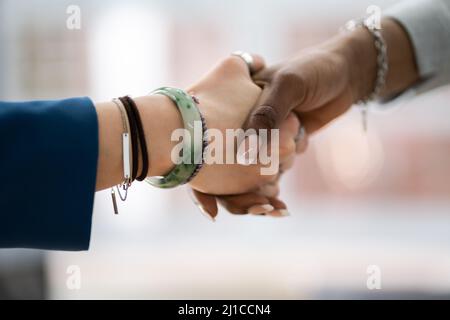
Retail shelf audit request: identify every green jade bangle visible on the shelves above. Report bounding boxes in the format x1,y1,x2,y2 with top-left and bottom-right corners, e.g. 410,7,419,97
145,87,205,188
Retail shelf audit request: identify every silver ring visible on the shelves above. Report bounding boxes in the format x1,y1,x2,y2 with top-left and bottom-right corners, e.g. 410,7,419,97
231,50,255,74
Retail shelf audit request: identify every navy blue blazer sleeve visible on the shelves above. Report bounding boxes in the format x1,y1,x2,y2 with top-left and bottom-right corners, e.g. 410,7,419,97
0,97,98,251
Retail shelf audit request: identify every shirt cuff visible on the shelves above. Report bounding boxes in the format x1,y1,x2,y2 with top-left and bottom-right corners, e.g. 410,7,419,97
384,0,450,97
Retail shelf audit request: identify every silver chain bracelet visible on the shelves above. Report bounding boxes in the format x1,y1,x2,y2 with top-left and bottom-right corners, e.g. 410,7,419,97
343,17,389,131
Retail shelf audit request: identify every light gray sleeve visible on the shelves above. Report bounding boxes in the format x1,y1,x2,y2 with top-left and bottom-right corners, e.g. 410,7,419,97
384,0,450,96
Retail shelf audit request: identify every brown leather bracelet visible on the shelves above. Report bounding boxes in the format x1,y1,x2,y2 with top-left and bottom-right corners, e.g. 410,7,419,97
119,96,139,181
120,96,149,181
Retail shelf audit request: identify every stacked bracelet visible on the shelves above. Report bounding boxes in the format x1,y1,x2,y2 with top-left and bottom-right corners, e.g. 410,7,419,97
120,96,149,181
110,95,151,214
145,87,207,189
110,88,207,214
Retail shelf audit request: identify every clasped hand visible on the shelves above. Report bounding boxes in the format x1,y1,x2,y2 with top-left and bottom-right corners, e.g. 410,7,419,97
186,33,373,219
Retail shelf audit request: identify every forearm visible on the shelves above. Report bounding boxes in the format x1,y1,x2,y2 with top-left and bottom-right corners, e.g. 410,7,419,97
95,95,182,191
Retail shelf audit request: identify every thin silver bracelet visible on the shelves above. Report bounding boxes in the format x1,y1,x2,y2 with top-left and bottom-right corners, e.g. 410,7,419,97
111,98,133,214
343,17,389,131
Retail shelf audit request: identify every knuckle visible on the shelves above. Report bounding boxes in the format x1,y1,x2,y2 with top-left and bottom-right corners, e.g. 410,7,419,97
219,56,244,72
277,70,303,88
275,70,307,102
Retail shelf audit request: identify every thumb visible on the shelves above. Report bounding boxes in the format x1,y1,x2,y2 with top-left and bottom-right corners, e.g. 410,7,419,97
239,70,306,164
244,69,305,130
245,70,306,131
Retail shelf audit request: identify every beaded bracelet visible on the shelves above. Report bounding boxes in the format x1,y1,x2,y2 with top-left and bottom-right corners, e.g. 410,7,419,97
145,87,207,188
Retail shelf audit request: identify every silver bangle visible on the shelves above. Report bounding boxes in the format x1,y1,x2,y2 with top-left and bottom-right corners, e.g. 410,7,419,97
343,17,388,130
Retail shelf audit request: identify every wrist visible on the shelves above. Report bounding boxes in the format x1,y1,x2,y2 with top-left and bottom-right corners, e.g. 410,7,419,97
332,18,419,102
331,28,378,104
134,95,183,177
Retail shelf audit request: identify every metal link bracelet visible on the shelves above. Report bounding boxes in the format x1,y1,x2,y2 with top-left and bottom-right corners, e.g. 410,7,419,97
343,17,389,131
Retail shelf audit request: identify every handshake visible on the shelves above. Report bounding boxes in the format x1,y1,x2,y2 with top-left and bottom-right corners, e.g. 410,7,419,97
97,18,416,221
1,15,423,250
181,30,379,220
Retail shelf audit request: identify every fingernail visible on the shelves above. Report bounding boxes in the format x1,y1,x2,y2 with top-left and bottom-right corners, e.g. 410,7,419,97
247,204,274,215
197,204,216,222
268,209,290,217
189,189,216,222
279,209,290,217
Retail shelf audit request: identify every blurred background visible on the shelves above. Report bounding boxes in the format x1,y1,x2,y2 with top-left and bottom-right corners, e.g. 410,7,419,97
1,0,450,299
